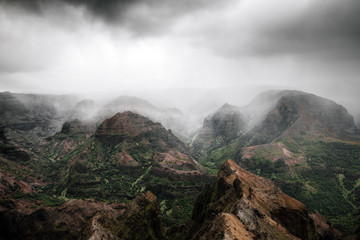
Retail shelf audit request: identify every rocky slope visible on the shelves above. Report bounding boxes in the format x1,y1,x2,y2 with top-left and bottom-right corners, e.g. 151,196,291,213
0,191,164,240
186,159,316,239
79,191,165,240
169,159,341,240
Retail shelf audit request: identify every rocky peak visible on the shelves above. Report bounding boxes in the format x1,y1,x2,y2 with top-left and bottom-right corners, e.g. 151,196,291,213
94,111,187,153
218,103,238,111
185,159,317,240
96,111,162,137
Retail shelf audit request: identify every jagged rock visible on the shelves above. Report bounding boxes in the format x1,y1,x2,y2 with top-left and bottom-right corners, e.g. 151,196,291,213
115,191,165,240
81,191,165,240
79,214,119,240
182,159,318,240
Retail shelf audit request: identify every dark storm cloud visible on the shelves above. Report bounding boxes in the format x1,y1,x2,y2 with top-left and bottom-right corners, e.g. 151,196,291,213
208,0,360,59
0,0,225,34
264,0,360,58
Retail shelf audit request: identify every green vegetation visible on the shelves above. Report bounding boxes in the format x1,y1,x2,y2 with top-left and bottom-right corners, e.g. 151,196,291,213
197,141,241,174
246,140,360,234
16,127,211,228
196,130,360,235
12,193,65,207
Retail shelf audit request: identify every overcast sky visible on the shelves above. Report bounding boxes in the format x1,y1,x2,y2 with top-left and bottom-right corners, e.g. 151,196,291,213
0,0,359,113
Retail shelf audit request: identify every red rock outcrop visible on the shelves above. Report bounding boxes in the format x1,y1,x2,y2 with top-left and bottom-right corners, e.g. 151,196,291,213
183,159,317,240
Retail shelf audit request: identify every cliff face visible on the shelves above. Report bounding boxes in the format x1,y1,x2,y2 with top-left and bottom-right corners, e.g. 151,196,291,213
80,191,165,240
183,159,316,240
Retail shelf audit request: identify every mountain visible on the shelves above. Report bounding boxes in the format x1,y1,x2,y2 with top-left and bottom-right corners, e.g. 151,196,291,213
0,92,196,146
246,90,358,145
192,103,247,152
93,111,202,172
192,90,360,234
1,89,359,238
32,112,211,226
69,99,97,121
0,92,79,148
168,159,341,240
0,91,209,227
96,96,195,141
194,90,359,165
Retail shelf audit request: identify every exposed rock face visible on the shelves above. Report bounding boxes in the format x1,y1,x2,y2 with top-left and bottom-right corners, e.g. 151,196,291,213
0,192,165,240
0,198,125,240
310,211,343,240
79,191,165,240
193,103,247,151
80,214,119,240
183,159,317,240
0,168,36,198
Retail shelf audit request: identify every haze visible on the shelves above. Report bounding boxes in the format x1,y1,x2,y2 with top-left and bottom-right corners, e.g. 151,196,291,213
0,0,359,117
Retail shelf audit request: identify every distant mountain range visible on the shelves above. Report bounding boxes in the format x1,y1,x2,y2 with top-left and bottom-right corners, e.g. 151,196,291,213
0,90,359,239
